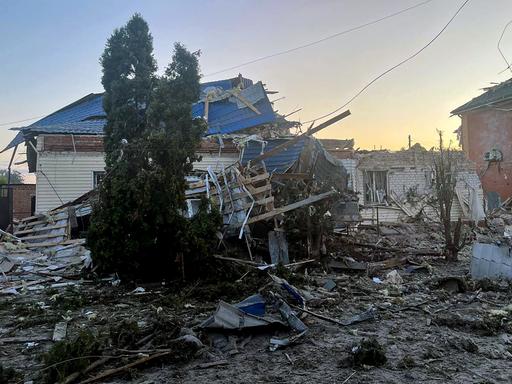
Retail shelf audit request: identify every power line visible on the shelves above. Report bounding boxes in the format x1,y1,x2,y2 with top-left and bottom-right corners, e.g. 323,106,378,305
498,19,512,74
301,0,471,125
203,0,436,78
0,115,44,127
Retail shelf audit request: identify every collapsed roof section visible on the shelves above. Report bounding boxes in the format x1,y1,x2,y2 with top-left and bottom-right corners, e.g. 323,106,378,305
1,75,283,153
241,137,308,174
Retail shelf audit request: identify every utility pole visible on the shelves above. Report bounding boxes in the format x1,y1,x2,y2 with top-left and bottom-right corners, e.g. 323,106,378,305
408,134,412,149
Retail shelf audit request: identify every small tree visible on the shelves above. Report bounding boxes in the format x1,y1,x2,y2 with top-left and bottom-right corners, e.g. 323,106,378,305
432,131,465,261
88,15,220,280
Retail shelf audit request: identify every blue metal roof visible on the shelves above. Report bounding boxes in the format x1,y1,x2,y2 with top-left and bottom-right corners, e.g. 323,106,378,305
2,131,25,152
33,93,105,126
241,137,307,174
24,120,106,135
194,82,276,135
2,76,277,152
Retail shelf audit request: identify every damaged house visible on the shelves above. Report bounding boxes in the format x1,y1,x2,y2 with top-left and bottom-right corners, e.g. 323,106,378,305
1,76,352,253
2,75,345,213
452,78,512,208
326,142,485,224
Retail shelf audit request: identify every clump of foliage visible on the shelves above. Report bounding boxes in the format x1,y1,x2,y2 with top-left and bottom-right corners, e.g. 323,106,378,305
87,14,220,281
41,330,101,384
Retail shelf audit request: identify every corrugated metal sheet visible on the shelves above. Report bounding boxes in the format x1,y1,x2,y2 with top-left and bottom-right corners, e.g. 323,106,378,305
34,93,105,126
2,77,276,153
193,153,238,172
25,120,105,135
452,78,512,114
194,82,276,135
2,93,106,153
241,137,306,174
1,131,25,152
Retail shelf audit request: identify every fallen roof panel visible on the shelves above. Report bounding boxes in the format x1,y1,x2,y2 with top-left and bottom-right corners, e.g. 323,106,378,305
241,137,307,174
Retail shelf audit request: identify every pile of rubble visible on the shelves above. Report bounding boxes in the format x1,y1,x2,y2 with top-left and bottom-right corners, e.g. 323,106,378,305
2,220,512,383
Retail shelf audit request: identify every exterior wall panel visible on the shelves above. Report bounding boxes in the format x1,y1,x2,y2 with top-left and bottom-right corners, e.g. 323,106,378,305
461,109,512,200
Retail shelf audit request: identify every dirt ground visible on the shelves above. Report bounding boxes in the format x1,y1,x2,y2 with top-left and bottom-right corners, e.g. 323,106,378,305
1,243,512,384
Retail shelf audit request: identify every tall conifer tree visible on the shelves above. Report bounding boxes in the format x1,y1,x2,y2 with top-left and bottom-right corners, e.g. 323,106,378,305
88,16,220,280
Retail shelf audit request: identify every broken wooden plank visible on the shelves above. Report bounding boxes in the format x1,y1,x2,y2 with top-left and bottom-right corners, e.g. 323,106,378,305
15,223,68,235
247,190,337,224
238,172,270,184
224,196,274,213
18,232,67,241
343,240,443,256
197,360,229,369
17,214,46,223
77,351,171,384
245,183,271,197
213,254,259,266
0,335,52,344
388,192,414,217
249,110,351,164
227,89,261,114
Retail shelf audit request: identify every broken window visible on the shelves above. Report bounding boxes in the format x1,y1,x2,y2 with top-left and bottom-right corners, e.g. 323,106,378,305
363,170,388,204
93,171,106,189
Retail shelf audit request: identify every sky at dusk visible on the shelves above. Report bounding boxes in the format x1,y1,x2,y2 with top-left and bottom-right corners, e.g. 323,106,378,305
1,0,512,172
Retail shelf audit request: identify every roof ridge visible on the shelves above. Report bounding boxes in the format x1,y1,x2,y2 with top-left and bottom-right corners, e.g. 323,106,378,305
31,93,104,126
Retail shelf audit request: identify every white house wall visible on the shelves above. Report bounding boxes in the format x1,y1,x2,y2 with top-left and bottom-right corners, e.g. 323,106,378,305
353,164,484,224
193,153,239,172
36,151,105,213
35,146,239,212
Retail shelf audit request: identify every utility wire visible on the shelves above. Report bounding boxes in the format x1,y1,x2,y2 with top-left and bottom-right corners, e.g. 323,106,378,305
0,115,44,127
498,19,512,74
301,0,471,125
203,0,436,78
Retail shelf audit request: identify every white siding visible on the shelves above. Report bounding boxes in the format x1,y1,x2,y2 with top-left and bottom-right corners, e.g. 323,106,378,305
340,158,357,191
194,153,239,172
354,164,484,223
36,152,105,213
35,149,239,213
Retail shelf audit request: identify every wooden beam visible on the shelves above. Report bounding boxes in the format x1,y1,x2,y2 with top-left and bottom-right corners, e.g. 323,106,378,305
247,190,336,224
15,223,68,236
227,90,261,115
19,232,67,241
249,110,351,165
